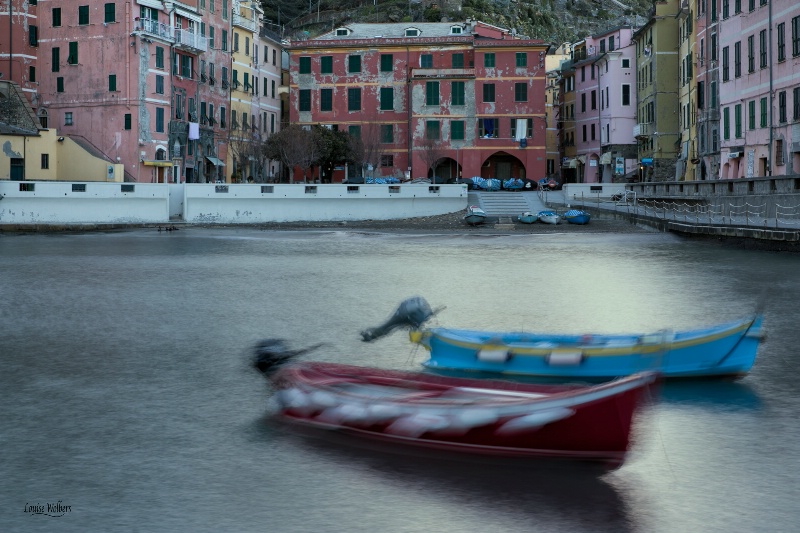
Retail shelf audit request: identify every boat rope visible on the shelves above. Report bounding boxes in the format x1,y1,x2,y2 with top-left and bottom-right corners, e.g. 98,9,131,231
712,316,760,368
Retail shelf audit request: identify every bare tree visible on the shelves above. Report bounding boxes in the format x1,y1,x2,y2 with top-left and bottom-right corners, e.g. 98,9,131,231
226,126,262,182
264,125,316,182
418,137,448,182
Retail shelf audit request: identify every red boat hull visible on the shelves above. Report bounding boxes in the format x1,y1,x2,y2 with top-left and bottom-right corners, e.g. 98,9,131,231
268,363,656,465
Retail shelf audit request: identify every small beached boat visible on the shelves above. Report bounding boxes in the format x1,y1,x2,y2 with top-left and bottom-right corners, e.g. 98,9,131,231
464,205,487,225
563,209,591,224
253,341,656,466
538,210,561,225
518,212,537,224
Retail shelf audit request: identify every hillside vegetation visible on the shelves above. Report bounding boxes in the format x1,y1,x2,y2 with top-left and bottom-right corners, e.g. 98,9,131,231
261,0,654,44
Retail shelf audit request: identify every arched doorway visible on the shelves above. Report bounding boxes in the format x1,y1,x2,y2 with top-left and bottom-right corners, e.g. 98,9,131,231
479,151,527,181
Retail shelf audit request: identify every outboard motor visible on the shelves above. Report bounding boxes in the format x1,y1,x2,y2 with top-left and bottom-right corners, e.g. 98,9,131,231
252,338,322,376
360,296,439,342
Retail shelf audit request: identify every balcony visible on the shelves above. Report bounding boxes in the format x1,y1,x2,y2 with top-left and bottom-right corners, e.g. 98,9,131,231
634,123,652,138
232,13,256,32
411,68,476,79
174,28,207,54
135,19,174,42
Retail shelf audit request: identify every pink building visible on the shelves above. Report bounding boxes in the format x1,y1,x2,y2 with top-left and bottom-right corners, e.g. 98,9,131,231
695,0,721,180
718,0,800,178
596,26,638,182
572,38,602,183
0,0,40,114
289,22,548,183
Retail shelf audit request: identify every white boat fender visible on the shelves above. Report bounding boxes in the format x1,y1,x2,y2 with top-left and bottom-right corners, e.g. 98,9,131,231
308,390,339,410
316,403,367,425
278,388,316,417
450,408,499,430
385,414,451,438
365,403,403,424
477,349,510,363
495,408,575,435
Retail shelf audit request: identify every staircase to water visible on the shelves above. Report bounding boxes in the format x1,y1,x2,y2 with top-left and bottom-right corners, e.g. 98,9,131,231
469,191,546,217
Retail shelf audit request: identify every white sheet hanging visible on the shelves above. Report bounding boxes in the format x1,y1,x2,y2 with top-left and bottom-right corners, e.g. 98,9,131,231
188,122,200,140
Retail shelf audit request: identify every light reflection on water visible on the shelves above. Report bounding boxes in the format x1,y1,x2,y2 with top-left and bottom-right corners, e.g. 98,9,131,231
2,228,799,532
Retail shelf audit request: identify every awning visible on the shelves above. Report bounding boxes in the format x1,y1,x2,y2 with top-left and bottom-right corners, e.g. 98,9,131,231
206,156,226,167
576,155,587,165
562,158,577,169
599,152,612,165
142,160,173,167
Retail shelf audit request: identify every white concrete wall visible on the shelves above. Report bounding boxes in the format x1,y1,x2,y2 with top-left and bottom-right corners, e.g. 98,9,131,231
563,183,628,202
0,182,468,225
183,183,469,223
0,181,170,224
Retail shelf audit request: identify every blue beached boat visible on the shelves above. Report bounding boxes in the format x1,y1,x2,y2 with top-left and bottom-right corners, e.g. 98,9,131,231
517,211,538,224
563,209,591,224
361,297,766,379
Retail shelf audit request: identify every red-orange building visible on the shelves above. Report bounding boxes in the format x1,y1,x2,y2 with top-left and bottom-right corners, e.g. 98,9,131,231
289,21,548,183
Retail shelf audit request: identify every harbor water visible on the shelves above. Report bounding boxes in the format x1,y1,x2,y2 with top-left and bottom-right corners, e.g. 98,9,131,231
2,227,799,532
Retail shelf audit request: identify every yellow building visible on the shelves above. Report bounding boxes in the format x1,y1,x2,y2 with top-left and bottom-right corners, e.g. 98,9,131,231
545,44,570,182
677,2,698,181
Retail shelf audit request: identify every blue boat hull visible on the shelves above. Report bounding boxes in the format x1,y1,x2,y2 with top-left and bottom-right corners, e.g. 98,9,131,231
411,316,765,379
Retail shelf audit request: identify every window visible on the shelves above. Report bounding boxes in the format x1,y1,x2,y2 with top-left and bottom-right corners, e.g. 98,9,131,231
722,46,729,81
722,0,729,18
760,97,767,127
380,54,393,72
104,2,116,23
451,81,464,106
29,66,35,82
381,155,394,167
483,83,495,103
451,25,462,35
348,125,361,137
222,30,228,52
421,54,433,68
53,7,61,27
336,28,349,36
299,56,311,74
57,77,64,92
425,120,440,140
591,123,596,141
245,36,250,56
233,33,240,52
748,36,754,73
735,104,742,138
734,41,741,77
210,27,215,49
41,154,49,169
348,55,361,73
452,53,464,68
622,58,630,68
778,23,785,62
405,28,419,37
79,5,89,25
29,25,38,46
722,107,729,139
747,100,755,129
321,56,333,74
426,81,439,105
759,29,767,68
156,46,164,69
451,120,465,141
298,90,311,111
181,55,192,78
320,89,333,111
479,118,498,137
155,108,164,133
155,75,163,94
779,91,787,123
591,90,596,110
776,139,785,166
514,83,527,102
222,0,228,19
622,84,631,106
793,16,800,57
65,112,73,125
484,53,495,68
380,87,393,110
794,88,800,120
581,93,586,113
609,36,615,51
582,124,587,142
380,124,393,143
735,0,741,13
109,74,117,91
515,52,527,68
348,88,361,111
52,47,60,72
711,81,717,108
68,42,78,65
124,113,132,130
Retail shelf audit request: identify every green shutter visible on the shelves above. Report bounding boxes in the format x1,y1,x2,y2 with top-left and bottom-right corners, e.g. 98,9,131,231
321,56,333,74
124,113,132,130
380,54,393,72
68,41,78,64
52,47,60,72
299,57,311,74
109,74,116,91
380,87,393,110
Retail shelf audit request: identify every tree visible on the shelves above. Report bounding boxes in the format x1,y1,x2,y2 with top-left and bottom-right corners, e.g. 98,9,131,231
313,126,352,182
418,137,448,182
264,125,316,182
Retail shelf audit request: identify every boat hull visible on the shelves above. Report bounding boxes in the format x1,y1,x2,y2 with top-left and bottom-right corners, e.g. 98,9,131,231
267,362,655,464
413,315,765,379
538,211,560,225
563,210,591,224
518,212,537,224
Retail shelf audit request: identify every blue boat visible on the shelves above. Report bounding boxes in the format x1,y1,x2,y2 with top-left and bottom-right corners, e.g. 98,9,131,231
463,205,487,225
517,211,537,224
538,210,561,225
563,209,591,224
409,315,765,379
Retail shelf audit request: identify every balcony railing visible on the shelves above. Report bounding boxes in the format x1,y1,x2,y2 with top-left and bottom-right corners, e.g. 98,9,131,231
411,68,476,79
174,28,208,54
135,19,174,42
232,13,256,32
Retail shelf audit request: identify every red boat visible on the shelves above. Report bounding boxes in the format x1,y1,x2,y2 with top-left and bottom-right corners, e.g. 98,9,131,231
257,349,656,466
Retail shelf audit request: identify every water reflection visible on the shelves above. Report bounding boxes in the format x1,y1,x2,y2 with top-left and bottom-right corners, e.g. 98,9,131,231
659,380,762,412
263,419,633,533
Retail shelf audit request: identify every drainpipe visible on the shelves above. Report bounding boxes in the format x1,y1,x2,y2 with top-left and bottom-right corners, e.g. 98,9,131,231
406,46,412,180
8,0,13,79
767,0,773,176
